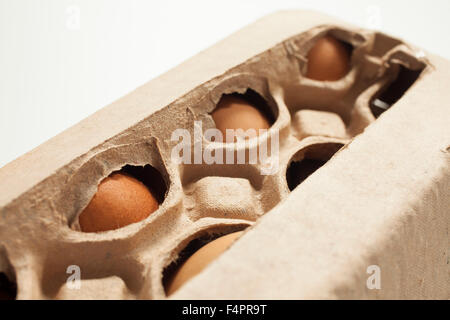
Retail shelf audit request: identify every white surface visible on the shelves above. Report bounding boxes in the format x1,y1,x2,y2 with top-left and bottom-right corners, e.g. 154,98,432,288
1,0,449,168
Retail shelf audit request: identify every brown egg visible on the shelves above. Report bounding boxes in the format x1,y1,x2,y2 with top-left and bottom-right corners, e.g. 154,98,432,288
166,231,243,295
306,35,351,81
78,172,159,232
211,95,270,142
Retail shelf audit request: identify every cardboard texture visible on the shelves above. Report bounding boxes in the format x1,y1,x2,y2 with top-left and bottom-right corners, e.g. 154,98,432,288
0,10,448,300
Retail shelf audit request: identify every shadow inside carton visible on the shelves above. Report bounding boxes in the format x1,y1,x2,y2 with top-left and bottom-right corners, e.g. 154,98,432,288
0,272,16,300
286,142,344,191
213,89,277,125
370,65,424,118
120,164,168,204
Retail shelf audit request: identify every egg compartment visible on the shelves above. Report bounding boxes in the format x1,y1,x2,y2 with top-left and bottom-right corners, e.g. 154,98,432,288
282,26,366,122
2,137,183,299
0,11,439,300
192,74,288,142
0,273,16,300
368,63,426,119
285,140,345,191
161,223,250,296
59,139,175,233
282,26,428,140
173,75,291,224
148,220,252,299
283,26,363,74
348,45,427,135
0,248,17,300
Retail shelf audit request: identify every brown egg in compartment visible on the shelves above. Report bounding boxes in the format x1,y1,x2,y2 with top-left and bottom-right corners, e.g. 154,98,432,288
306,35,351,81
165,231,244,295
211,94,271,143
78,172,159,233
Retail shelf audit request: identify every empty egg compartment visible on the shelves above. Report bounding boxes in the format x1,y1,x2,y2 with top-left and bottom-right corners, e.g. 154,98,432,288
350,43,428,131
368,63,426,119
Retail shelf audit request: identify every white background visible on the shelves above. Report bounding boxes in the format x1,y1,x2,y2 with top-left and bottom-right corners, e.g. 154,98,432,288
1,0,449,167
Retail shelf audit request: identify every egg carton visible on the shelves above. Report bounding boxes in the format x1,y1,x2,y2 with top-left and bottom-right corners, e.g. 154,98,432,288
0,10,448,300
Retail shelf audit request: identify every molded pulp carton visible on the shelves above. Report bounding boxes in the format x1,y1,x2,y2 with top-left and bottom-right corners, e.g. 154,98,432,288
0,10,449,299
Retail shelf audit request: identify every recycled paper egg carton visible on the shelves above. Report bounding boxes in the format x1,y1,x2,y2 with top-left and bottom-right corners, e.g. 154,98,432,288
0,10,449,300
